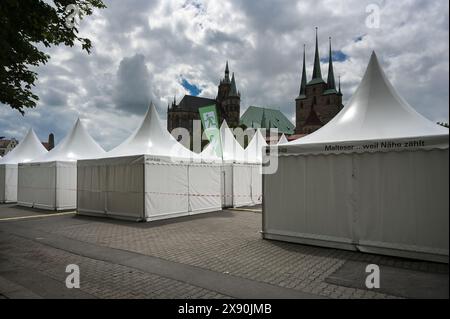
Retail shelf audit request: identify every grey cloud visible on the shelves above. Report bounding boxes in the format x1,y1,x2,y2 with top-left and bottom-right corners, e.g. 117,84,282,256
114,54,154,115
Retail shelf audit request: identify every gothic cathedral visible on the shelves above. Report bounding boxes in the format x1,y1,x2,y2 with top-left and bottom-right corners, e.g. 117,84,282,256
295,28,343,134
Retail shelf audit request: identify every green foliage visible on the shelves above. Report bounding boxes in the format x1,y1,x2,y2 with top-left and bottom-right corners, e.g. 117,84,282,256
0,0,106,114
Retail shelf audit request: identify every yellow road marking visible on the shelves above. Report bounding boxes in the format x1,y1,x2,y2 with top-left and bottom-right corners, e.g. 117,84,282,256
0,211,76,222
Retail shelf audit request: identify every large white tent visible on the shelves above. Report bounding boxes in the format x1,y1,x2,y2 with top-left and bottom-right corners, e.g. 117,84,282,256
18,119,105,210
0,128,48,203
263,52,449,263
77,104,222,221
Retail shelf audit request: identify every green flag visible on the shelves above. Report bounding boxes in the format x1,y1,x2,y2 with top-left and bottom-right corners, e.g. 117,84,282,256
199,104,222,157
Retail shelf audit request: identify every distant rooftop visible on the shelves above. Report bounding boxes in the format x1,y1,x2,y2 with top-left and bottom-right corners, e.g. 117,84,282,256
240,106,295,135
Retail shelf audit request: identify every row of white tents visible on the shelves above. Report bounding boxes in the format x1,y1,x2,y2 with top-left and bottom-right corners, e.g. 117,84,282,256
263,52,449,263
1,106,279,221
1,51,447,262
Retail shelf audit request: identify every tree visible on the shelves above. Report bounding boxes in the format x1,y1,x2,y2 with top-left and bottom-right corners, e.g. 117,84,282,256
0,0,106,114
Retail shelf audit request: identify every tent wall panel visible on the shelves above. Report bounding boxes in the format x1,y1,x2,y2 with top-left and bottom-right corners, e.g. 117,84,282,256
1,164,18,203
144,162,189,221
263,155,354,247
0,165,5,202
251,165,262,205
106,158,145,220
221,164,233,208
263,149,449,262
77,161,108,215
55,162,77,210
77,157,223,222
232,164,253,207
18,163,57,209
18,161,77,210
188,165,221,214
355,149,449,260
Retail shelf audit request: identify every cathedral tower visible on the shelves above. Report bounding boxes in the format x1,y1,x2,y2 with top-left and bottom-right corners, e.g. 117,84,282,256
295,28,343,134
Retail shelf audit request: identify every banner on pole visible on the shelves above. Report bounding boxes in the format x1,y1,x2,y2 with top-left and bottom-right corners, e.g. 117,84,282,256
199,105,222,157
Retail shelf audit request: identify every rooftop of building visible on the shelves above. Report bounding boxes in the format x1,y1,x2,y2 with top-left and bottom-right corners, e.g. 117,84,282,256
240,106,295,135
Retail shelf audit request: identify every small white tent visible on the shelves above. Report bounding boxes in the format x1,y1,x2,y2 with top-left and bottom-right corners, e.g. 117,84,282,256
220,121,246,163
216,121,264,207
263,52,449,262
244,129,268,164
0,128,48,203
77,104,222,221
18,119,105,210
243,129,267,204
278,134,288,145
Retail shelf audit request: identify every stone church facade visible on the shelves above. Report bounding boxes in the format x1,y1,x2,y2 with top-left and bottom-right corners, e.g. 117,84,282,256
295,29,343,134
167,62,241,136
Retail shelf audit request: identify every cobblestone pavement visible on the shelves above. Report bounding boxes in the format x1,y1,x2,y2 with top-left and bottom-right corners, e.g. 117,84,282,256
0,204,447,299
0,232,228,299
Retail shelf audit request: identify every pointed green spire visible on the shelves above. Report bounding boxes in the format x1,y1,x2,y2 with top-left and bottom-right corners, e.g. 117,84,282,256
326,37,336,91
297,44,307,99
310,27,324,84
229,72,238,96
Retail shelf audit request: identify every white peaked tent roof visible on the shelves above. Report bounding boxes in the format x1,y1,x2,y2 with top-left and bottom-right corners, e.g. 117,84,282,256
31,118,105,162
278,134,288,145
287,51,448,149
0,128,47,164
107,103,197,160
219,121,246,162
244,129,268,163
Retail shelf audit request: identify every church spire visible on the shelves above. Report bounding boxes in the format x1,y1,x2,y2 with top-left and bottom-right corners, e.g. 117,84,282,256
229,72,238,96
311,27,324,83
297,44,307,99
224,61,230,83
326,37,336,92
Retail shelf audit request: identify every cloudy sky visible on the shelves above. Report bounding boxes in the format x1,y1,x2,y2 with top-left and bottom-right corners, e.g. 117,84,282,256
1,0,448,150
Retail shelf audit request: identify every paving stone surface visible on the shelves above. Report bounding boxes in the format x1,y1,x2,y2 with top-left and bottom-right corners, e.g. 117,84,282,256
0,204,447,299
0,232,229,299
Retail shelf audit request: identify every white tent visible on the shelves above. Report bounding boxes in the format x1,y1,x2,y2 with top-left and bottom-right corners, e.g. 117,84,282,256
244,129,268,163
18,119,105,210
77,104,222,221
278,134,288,145
213,122,263,207
220,121,246,163
242,129,267,205
0,128,48,203
263,52,449,263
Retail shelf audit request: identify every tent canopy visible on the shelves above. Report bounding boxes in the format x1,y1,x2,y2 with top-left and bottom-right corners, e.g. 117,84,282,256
278,134,288,145
281,52,448,154
244,129,268,163
31,118,105,162
107,103,199,162
219,121,246,162
0,128,47,164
